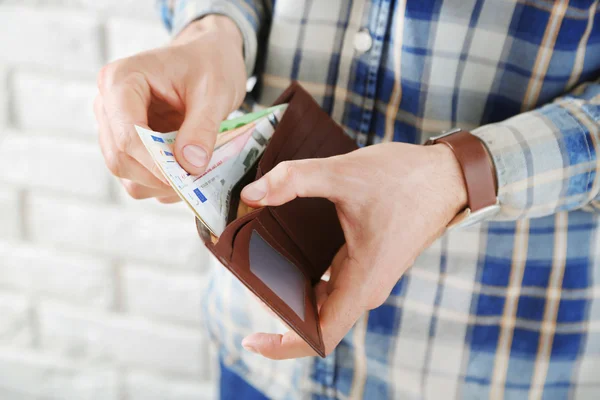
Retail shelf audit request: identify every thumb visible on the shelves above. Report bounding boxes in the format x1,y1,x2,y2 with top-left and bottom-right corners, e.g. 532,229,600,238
241,158,339,207
174,94,226,175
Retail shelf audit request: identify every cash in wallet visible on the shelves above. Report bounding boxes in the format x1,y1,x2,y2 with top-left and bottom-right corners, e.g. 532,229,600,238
136,104,287,237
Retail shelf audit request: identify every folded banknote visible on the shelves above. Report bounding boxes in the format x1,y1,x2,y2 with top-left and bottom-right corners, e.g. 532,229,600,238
135,104,288,236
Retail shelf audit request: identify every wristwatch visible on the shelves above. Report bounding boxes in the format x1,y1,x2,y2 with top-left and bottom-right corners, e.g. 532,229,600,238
425,128,500,230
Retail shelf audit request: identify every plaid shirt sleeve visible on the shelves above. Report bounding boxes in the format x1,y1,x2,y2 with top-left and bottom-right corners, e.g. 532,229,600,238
157,0,271,77
473,78,600,220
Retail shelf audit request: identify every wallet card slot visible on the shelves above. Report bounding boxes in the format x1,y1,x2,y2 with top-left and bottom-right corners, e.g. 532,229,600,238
226,155,261,226
252,211,313,282
258,98,310,175
273,109,321,166
292,118,336,161
211,208,263,260
268,198,344,283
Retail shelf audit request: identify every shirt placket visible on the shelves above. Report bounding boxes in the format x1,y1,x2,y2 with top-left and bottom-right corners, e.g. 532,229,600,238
351,0,390,147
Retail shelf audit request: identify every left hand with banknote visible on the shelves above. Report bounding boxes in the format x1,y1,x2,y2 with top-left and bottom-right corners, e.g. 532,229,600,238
239,141,468,359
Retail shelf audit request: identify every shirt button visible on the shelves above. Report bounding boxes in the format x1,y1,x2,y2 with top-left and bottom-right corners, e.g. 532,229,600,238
353,29,373,54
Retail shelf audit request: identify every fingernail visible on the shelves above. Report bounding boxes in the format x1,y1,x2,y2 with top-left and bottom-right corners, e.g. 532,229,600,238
242,180,267,201
182,145,208,168
243,344,258,353
242,338,258,354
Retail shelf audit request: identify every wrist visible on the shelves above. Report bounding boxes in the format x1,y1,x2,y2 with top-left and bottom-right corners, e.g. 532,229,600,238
173,15,243,52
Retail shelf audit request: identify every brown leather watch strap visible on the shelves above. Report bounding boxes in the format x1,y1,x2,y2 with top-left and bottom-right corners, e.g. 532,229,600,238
426,129,497,213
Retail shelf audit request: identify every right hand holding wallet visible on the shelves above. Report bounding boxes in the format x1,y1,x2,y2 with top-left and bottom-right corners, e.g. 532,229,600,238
200,83,358,357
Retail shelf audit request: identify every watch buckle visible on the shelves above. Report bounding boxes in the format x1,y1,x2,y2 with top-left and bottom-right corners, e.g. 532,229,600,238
427,127,463,143
447,199,500,231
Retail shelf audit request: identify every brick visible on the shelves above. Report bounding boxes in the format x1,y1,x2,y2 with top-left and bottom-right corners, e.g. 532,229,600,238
3,0,159,20
0,133,111,199
27,194,210,268
39,301,208,376
123,265,205,326
81,0,160,20
126,371,216,400
0,6,101,73
0,347,118,400
0,67,8,127
0,241,114,309
0,292,32,347
106,17,170,62
0,185,21,239
12,72,97,136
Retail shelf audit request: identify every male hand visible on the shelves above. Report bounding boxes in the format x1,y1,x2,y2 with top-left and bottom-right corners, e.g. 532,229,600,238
95,16,247,202
239,142,468,359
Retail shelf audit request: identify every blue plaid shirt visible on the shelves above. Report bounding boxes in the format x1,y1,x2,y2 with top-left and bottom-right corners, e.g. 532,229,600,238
160,1,600,399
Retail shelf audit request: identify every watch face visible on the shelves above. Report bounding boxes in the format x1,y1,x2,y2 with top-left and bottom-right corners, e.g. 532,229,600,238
448,203,501,231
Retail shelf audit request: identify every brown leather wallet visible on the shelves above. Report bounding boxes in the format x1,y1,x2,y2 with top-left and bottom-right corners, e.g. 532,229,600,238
195,82,358,357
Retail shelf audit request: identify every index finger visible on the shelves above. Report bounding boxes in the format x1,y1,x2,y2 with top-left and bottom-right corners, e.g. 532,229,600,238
101,73,165,183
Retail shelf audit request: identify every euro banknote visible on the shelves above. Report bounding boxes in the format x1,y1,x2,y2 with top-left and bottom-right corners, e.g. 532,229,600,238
135,104,287,236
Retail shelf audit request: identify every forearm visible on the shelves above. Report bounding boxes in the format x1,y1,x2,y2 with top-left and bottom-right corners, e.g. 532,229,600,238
158,0,271,77
473,78,600,220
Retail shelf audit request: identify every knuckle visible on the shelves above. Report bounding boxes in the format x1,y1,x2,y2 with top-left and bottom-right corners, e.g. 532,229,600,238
93,95,103,118
149,163,165,183
365,291,390,310
122,180,145,200
284,160,311,197
98,58,142,94
282,161,298,186
98,62,120,92
104,150,124,177
113,125,133,153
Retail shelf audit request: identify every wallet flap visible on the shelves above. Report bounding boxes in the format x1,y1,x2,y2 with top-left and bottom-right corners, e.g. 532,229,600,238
204,209,325,357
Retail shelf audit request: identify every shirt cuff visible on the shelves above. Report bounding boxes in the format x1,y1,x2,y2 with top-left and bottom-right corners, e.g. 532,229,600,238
472,99,600,220
171,0,259,78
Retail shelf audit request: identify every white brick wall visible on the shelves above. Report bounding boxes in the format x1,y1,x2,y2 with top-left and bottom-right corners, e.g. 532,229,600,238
12,72,98,136
0,1,218,398
39,301,209,376
0,187,21,239
0,293,33,347
123,264,205,326
0,348,119,400
107,17,170,61
0,242,114,309
0,133,111,198
0,6,102,73
125,371,216,400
